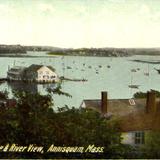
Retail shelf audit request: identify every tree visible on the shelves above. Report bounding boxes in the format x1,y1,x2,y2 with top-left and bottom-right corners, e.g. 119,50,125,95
0,91,131,158
133,90,160,98
141,131,160,158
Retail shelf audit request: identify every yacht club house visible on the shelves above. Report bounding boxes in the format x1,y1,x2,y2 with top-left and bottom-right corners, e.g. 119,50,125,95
7,64,59,83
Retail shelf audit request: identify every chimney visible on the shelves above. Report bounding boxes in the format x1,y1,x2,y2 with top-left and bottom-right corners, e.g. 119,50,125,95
101,91,108,114
146,91,156,113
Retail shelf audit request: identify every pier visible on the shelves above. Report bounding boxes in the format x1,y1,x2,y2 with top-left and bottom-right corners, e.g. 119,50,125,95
0,78,7,83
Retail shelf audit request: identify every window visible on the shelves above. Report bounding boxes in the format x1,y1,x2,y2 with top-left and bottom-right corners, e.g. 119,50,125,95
51,75,56,79
135,131,145,145
39,71,43,74
129,99,135,105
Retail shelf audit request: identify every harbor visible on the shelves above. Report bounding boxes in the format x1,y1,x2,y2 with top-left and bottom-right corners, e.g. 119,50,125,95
0,52,160,108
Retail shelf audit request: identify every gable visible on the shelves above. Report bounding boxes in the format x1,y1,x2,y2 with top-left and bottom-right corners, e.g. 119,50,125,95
37,66,55,74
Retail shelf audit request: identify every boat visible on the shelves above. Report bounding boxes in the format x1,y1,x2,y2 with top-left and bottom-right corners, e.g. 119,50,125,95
0,78,7,84
128,73,140,89
128,85,140,89
154,68,160,74
67,66,72,69
144,72,149,76
144,64,149,76
98,65,102,68
131,69,137,72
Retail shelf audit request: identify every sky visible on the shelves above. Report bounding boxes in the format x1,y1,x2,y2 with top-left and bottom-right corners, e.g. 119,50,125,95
0,0,160,48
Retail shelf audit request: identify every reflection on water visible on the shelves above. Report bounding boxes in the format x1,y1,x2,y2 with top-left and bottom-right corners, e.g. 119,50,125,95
7,81,56,94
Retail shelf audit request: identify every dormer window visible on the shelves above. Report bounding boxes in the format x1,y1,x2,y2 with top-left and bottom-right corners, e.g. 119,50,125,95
129,99,135,105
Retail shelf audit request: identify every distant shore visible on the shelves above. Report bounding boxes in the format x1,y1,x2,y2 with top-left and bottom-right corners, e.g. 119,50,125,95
1,44,160,57
0,54,57,58
130,59,160,64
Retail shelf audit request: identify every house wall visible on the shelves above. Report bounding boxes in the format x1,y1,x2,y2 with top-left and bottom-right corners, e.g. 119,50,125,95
80,101,86,108
121,131,147,145
121,132,135,145
37,66,58,82
24,70,37,81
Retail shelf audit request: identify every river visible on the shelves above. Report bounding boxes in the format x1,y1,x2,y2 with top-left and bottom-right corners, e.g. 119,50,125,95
0,51,160,108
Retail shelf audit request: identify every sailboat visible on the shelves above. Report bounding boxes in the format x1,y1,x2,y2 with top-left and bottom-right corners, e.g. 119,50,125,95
128,73,140,89
144,64,149,76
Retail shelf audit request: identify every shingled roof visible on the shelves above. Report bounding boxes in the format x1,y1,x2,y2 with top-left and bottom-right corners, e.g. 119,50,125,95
26,64,55,72
81,92,160,132
81,98,146,117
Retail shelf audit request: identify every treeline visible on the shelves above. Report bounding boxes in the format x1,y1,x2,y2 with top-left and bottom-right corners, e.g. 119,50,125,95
48,48,160,57
0,45,26,54
48,48,129,57
0,45,60,54
133,90,160,98
1,44,160,56
24,45,61,52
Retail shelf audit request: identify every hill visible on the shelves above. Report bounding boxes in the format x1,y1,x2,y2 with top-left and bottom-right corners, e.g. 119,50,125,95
48,47,160,57
0,44,26,54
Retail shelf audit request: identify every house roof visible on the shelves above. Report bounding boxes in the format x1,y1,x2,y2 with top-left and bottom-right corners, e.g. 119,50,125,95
10,66,26,70
81,99,146,117
81,98,160,132
8,66,27,72
26,64,55,72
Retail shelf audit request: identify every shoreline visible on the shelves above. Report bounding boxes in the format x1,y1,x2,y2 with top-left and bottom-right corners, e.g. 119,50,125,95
130,59,160,64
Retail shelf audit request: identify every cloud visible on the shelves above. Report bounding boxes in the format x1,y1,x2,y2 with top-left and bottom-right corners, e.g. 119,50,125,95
107,0,126,3
139,4,150,15
75,5,87,14
149,12,160,22
38,3,55,14
0,4,11,13
138,4,160,22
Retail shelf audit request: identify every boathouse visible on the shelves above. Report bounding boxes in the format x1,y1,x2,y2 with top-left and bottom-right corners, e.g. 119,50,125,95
7,66,27,81
80,91,160,146
7,64,59,83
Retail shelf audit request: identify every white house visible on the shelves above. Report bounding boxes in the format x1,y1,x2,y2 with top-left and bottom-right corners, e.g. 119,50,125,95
7,64,59,83
80,91,159,146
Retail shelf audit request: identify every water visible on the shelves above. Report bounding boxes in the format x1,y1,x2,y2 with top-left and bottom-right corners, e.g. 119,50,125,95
0,51,160,108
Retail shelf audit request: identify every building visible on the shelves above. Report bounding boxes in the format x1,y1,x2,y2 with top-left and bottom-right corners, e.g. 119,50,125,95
7,66,27,81
80,91,160,146
23,64,59,83
7,64,59,83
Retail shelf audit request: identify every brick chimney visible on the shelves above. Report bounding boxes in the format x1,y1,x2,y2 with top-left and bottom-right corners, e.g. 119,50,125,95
101,91,108,114
146,91,156,113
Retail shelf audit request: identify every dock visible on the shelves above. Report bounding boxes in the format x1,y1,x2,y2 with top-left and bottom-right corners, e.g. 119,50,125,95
0,78,7,83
